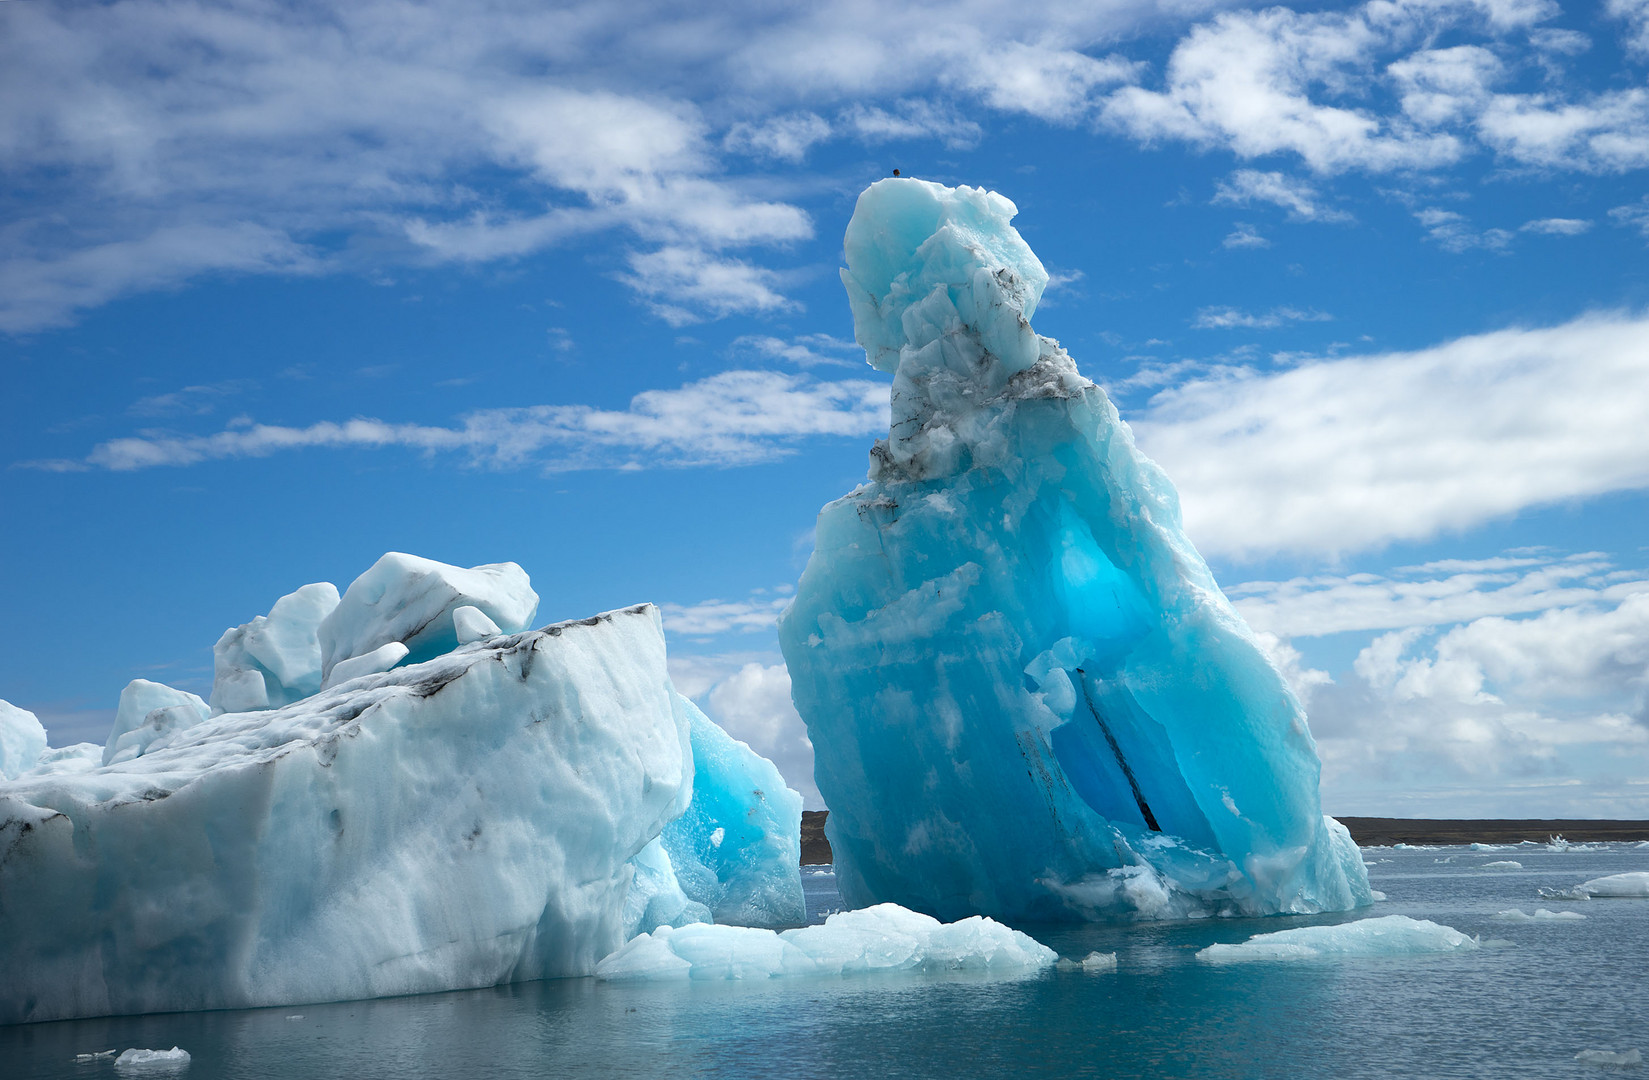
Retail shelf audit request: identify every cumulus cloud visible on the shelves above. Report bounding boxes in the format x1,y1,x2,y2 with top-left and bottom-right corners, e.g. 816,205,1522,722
1131,310,1649,561
41,370,889,473
1521,217,1591,235
1222,223,1270,248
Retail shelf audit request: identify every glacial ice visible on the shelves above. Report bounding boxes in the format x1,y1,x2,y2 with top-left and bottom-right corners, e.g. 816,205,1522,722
660,698,805,928
1481,860,1523,869
104,680,209,765
0,603,695,1024
114,1047,191,1070
1196,915,1479,963
319,552,538,680
211,582,340,713
778,177,1371,922
1543,872,1649,899
1055,950,1118,973
595,903,1056,980
0,699,48,779
1491,908,1586,921
1575,1049,1644,1068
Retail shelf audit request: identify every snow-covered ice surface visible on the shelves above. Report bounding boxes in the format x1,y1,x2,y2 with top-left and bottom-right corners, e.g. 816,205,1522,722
6,840,1643,1079
211,583,339,713
0,603,695,1024
1195,915,1480,963
779,177,1369,922
595,903,1055,981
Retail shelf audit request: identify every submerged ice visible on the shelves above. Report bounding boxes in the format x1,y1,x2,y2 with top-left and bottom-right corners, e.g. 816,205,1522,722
0,553,802,1024
779,178,1370,922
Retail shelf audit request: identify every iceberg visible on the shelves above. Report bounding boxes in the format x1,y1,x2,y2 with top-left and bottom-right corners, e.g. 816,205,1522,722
114,1047,191,1070
104,680,210,766
1197,915,1479,962
595,902,1055,981
0,699,48,779
211,582,340,713
319,552,538,680
1491,908,1586,921
778,178,1371,921
1542,872,1649,900
1576,1050,1643,1069
0,602,693,1024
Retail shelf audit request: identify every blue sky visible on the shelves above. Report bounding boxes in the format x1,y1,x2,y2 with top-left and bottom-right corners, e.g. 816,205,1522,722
4,0,1649,816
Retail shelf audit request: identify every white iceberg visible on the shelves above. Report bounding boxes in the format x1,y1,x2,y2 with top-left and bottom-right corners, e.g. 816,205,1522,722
114,1047,191,1070
211,582,339,713
0,604,694,1024
1481,860,1523,869
595,903,1055,981
1491,908,1586,921
0,699,48,780
103,680,210,766
778,177,1370,922
1549,872,1649,899
1196,915,1479,962
1575,1049,1643,1068
319,552,538,680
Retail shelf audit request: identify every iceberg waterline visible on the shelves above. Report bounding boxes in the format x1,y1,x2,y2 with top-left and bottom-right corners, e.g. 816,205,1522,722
779,177,1371,921
0,553,803,1024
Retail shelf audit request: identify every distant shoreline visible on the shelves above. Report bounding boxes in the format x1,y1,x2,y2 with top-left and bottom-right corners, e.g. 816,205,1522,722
797,810,1649,864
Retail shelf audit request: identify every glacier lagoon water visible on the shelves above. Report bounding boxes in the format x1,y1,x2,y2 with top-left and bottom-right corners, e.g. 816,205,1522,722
6,843,1646,1079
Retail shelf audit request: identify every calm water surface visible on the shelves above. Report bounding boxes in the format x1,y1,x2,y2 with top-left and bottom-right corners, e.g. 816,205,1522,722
5,843,1646,1079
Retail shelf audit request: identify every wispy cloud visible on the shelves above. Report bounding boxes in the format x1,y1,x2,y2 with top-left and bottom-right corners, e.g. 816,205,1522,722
1192,305,1331,329
32,370,889,473
661,588,794,636
1212,170,1353,223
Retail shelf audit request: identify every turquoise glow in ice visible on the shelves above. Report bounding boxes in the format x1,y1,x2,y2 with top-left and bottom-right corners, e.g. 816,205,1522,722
779,178,1372,922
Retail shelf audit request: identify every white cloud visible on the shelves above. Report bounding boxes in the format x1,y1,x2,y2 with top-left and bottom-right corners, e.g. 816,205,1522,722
1212,170,1354,223
1611,196,1649,237
51,370,890,472
1475,88,1649,172
1520,217,1591,235
1192,305,1331,329
1609,0,1649,55
1230,552,1649,638
661,592,793,637
1414,207,1513,252
723,112,833,162
840,100,982,148
732,333,863,369
1222,223,1270,248
616,246,799,326
1130,311,1649,559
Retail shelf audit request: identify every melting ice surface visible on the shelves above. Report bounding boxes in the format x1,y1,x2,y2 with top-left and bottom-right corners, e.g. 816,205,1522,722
597,903,1054,981
1196,915,1479,963
779,178,1370,922
0,554,802,1024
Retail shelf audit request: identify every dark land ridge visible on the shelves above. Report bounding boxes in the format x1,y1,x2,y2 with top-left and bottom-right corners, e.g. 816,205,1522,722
797,811,1649,864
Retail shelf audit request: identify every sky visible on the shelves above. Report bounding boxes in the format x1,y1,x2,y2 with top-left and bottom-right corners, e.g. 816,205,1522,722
3,0,1649,818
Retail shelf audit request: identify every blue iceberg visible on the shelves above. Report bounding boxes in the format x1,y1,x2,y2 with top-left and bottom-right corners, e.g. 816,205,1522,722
778,178,1372,921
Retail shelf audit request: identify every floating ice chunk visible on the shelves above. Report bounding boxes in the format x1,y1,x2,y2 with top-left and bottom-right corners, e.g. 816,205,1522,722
452,605,502,645
0,604,691,1024
1196,915,1479,963
211,582,339,713
779,178,1370,921
1577,872,1649,898
319,641,410,691
1575,1049,1642,1068
74,1050,117,1062
1056,951,1118,973
1492,908,1586,921
661,697,804,928
1469,843,1509,851
596,903,1056,981
114,1047,190,1069
0,700,48,780
319,553,538,680
1482,861,1523,869
103,681,209,766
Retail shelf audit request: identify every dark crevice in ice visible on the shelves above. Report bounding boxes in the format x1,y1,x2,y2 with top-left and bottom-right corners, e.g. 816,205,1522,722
1076,669,1160,833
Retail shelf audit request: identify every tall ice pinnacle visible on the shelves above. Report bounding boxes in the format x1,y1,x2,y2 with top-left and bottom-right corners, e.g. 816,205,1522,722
778,179,1372,920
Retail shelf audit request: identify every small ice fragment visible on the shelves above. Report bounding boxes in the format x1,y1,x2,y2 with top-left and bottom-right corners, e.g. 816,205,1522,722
1575,1049,1641,1068
1196,915,1478,963
1482,861,1522,869
1369,890,1388,901
319,641,409,690
1636,841,1649,850
285,1014,304,1020
452,605,501,645
114,1047,190,1069
1492,908,1587,922
708,827,725,849
74,1050,117,1062
1057,950,1118,973
596,902,1056,981
1542,872,1649,901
